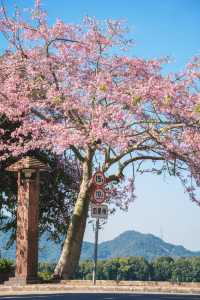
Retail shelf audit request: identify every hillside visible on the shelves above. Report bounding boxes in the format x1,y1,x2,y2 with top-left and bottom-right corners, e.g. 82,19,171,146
0,230,200,262
81,230,200,261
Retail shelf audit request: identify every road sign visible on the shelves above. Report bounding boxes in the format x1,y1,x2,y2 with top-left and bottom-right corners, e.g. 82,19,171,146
93,187,106,204
91,204,108,219
93,171,106,186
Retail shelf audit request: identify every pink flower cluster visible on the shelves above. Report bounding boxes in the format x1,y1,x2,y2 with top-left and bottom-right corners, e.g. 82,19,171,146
1,2,200,205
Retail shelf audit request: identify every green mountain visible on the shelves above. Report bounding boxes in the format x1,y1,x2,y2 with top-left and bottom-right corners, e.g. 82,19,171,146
1,230,200,262
81,230,200,261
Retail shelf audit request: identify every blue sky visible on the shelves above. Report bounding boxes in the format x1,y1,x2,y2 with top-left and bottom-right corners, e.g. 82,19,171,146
2,0,200,250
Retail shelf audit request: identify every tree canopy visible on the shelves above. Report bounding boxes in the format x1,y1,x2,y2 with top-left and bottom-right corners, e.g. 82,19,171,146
0,1,200,278
0,2,199,204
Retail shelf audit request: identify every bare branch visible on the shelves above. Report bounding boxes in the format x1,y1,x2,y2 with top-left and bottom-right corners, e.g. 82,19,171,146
46,37,79,56
70,145,85,162
106,155,165,183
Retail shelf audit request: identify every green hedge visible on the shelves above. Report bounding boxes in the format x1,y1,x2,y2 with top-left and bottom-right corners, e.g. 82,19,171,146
0,258,14,273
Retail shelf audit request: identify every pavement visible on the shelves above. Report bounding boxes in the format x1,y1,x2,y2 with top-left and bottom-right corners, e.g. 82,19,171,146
1,281,200,298
0,293,200,300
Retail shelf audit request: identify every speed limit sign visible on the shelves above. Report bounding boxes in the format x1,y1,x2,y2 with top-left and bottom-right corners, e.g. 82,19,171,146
93,187,106,204
93,171,106,186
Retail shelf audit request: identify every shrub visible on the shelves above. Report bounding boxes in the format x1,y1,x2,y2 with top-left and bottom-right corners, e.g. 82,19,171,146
0,258,14,273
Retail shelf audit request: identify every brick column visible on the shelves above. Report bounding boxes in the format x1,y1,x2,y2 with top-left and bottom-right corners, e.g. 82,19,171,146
15,170,39,282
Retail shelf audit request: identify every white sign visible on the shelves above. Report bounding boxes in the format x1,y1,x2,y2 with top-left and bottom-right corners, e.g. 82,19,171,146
91,204,108,219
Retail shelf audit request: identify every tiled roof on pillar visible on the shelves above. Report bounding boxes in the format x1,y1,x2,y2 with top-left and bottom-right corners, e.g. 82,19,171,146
6,156,49,172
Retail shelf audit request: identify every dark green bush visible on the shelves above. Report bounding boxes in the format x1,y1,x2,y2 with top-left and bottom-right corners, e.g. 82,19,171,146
0,258,14,273
38,271,53,281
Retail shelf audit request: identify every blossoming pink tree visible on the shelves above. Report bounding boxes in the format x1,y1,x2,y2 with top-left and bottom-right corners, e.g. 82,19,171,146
0,1,200,278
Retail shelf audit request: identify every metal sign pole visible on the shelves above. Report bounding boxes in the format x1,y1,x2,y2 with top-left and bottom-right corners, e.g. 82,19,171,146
92,217,99,285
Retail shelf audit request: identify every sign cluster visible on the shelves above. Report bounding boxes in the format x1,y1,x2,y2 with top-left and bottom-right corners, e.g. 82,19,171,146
92,171,107,204
91,171,108,219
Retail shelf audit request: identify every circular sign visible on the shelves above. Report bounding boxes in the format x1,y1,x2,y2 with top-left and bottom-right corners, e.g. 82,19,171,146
93,187,106,204
93,171,106,187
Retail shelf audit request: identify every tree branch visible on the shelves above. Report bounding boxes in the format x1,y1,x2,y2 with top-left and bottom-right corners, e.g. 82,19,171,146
70,145,85,162
106,155,165,183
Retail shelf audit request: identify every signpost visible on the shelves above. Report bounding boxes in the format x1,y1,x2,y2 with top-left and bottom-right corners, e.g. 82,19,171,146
91,170,108,285
92,217,99,286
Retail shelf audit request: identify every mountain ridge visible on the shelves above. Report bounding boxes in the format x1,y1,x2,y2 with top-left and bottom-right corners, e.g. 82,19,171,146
81,230,200,261
0,229,199,262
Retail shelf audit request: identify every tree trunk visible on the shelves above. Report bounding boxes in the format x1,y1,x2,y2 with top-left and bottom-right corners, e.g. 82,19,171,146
53,151,93,279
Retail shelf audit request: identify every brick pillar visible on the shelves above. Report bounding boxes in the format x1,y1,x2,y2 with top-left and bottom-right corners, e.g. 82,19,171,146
15,170,39,282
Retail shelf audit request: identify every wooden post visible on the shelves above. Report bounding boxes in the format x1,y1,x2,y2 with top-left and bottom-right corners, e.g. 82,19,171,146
5,157,48,285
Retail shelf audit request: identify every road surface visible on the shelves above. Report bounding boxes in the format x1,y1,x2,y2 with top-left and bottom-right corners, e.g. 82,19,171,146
0,294,199,300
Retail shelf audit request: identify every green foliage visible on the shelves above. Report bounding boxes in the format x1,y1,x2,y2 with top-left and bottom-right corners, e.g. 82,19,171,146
37,262,56,281
76,257,151,281
38,271,53,281
191,257,200,282
118,257,151,281
0,258,14,273
152,257,174,281
171,258,193,282
76,260,93,280
38,262,56,273
17,256,200,282
103,258,121,280
75,256,200,282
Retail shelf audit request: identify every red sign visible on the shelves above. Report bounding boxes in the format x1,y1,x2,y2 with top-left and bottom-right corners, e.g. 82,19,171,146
92,187,106,204
93,171,106,187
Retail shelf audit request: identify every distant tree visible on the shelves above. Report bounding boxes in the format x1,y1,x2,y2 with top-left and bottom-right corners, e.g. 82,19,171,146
76,260,93,280
172,258,193,282
190,257,200,282
97,260,107,280
117,258,130,280
76,256,200,282
129,257,151,281
103,258,121,280
152,257,174,281
118,257,150,281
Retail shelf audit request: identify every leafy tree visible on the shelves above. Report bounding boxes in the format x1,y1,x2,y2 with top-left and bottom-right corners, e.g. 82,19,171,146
96,260,107,280
189,257,200,282
0,1,200,279
74,256,200,282
103,258,121,280
172,258,193,282
0,116,81,246
152,257,174,281
76,260,93,280
126,257,150,281
117,258,130,280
